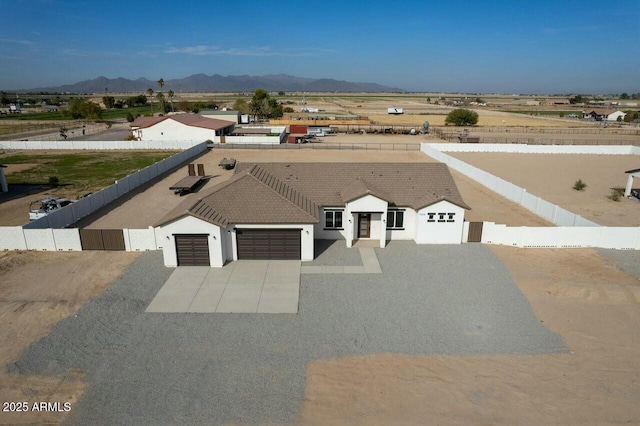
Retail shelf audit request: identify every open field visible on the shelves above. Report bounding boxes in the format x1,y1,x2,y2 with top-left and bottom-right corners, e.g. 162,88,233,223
449,152,640,226
72,148,550,229
0,250,140,425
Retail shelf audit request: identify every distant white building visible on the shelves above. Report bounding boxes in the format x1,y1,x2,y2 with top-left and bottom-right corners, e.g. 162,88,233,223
130,113,235,142
607,110,627,121
388,107,403,114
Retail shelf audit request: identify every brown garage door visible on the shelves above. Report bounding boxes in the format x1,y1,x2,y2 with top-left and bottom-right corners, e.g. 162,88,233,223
236,229,301,260
175,234,210,266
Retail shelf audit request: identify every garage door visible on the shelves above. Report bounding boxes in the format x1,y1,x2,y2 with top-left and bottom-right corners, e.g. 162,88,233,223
175,234,210,266
236,229,301,260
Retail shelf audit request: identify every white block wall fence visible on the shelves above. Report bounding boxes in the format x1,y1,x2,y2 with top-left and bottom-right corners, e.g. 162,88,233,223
421,143,640,250
23,142,207,229
0,140,205,150
0,142,208,251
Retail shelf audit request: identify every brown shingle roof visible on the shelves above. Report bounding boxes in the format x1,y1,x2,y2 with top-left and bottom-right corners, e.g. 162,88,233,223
234,162,470,210
155,165,319,227
339,177,393,204
157,162,469,228
130,113,235,131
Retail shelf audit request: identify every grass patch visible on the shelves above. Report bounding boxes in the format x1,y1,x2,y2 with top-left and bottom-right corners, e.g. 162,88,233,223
2,151,176,196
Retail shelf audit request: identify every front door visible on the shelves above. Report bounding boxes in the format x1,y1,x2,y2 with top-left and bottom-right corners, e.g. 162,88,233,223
358,214,371,238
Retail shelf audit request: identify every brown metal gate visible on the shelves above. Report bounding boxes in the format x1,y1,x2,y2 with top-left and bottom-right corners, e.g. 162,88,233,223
80,229,126,250
467,222,483,243
236,229,301,260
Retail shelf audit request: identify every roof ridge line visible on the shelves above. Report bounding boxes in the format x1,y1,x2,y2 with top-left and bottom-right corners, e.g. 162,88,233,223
249,165,318,219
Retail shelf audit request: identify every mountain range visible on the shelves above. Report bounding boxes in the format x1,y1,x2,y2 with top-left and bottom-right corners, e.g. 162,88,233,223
24,74,404,93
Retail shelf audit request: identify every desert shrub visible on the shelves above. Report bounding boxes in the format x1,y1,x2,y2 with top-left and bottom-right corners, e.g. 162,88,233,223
48,176,59,184
124,134,137,141
573,179,587,191
607,188,624,201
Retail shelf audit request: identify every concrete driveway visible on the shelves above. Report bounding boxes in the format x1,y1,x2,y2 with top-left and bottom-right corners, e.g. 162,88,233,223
146,260,301,314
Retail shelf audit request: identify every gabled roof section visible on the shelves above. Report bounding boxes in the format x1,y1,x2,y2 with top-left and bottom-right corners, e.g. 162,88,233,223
155,165,319,227
130,113,235,131
340,177,393,204
626,168,640,174
130,115,167,128
234,162,470,210
170,113,235,130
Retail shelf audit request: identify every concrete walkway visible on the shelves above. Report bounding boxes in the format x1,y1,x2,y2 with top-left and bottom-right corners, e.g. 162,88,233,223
301,247,382,274
146,260,301,314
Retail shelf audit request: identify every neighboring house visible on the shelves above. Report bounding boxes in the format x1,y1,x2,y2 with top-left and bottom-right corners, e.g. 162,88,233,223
130,113,235,142
155,162,470,267
583,109,626,121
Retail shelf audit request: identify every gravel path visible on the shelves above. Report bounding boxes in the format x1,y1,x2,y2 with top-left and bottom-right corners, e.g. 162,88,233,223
10,244,567,425
596,249,640,276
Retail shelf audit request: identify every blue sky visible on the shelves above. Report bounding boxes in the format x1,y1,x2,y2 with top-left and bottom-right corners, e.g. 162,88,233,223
1,0,639,93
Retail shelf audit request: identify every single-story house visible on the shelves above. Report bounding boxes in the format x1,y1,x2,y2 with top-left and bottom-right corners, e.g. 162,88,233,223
130,113,236,142
155,162,470,267
583,109,626,121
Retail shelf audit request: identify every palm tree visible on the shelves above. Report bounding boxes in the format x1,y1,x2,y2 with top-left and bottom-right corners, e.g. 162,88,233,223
156,92,165,115
156,79,165,114
146,88,154,115
167,90,175,112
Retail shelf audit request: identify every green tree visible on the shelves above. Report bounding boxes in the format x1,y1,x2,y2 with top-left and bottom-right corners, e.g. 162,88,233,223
126,112,135,122
156,78,166,114
444,108,479,126
156,92,166,114
167,90,175,112
178,100,193,112
569,94,585,104
102,96,115,109
620,92,629,99
0,91,11,106
278,91,285,96
146,88,154,114
65,99,102,119
233,99,251,114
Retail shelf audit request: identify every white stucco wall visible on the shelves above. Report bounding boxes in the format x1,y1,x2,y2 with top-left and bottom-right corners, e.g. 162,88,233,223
135,120,223,142
385,207,417,241
345,195,388,247
315,207,348,240
157,215,224,267
230,224,315,261
415,200,466,244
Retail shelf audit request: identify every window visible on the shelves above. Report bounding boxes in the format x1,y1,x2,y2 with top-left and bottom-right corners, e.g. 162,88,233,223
427,213,435,222
447,213,455,222
325,210,343,229
386,210,404,229
437,213,446,222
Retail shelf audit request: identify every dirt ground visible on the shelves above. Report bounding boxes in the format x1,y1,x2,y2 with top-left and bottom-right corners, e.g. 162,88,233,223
449,152,640,226
74,148,548,229
0,250,140,425
1,239,639,425
299,246,640,425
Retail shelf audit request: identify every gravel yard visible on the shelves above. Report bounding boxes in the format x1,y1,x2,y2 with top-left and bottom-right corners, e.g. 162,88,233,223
10,243,566,425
